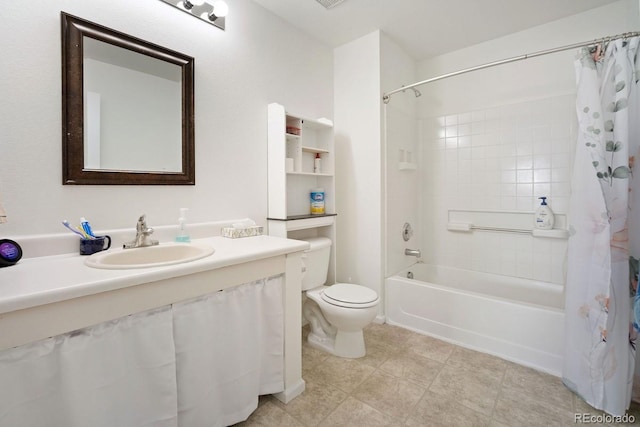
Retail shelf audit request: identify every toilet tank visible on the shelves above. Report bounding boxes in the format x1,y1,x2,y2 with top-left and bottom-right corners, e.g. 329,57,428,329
300,237,332,291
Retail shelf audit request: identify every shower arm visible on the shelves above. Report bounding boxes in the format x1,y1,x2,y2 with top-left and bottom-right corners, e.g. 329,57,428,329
382,30,640,104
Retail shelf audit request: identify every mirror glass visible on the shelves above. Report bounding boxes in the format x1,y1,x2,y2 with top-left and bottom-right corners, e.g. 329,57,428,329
62,12,195,185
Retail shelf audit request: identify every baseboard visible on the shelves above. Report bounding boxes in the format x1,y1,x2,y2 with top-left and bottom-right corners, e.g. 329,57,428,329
272,379,305,404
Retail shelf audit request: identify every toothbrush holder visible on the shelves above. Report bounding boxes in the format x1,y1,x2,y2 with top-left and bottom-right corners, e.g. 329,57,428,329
79,235,111,255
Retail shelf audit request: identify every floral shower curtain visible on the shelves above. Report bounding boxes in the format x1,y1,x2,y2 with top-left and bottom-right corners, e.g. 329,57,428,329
563,37,640,417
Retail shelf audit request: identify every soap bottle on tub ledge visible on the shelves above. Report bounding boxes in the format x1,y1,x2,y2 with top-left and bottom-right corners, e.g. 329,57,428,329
534,197,555,230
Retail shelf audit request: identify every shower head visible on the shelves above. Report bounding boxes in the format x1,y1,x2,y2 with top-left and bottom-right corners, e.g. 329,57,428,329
401,86,422,98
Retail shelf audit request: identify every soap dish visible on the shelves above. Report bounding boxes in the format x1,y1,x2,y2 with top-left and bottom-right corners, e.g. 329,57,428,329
221,225,264,239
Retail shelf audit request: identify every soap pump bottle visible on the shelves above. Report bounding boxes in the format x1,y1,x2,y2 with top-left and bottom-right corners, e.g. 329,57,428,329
175,208,191,243
534,197,555,230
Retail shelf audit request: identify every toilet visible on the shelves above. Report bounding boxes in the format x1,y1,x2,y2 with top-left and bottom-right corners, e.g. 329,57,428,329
300,237,379,358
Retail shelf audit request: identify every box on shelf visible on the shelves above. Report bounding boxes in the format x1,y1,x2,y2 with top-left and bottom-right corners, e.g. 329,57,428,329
221,226,264,239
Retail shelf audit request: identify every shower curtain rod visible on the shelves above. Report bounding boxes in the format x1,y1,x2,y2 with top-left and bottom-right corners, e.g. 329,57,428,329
382,30,640,104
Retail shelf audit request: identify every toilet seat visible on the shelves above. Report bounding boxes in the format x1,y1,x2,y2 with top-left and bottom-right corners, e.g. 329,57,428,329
321,283,379,308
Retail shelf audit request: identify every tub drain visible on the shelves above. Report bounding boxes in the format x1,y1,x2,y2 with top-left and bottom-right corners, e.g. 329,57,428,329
407,271,414,279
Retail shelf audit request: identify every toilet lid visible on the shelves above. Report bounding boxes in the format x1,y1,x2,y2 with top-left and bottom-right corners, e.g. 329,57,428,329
321,283,379,308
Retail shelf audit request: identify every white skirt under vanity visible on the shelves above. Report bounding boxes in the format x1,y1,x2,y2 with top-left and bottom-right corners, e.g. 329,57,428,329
0,224,308,427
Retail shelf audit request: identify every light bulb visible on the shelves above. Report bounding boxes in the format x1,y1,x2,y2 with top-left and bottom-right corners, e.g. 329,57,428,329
182,0,205,10
211,1,229,18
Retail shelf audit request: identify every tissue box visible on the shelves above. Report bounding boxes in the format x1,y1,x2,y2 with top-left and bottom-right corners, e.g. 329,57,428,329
221,225,264,239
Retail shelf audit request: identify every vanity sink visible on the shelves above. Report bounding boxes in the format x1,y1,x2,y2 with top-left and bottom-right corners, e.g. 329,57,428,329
85,242,215,269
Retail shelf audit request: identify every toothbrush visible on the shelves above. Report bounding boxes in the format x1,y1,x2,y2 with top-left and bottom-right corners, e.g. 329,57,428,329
76,226,91,239
62,220,86,238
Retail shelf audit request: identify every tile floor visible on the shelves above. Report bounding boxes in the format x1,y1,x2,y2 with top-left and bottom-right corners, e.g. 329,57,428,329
235,323,640,426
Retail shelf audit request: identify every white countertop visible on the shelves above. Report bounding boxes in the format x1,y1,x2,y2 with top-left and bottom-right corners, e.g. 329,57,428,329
0,235,308,315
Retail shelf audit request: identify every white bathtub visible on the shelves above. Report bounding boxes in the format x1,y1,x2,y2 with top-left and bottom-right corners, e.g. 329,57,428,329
385,264,565,376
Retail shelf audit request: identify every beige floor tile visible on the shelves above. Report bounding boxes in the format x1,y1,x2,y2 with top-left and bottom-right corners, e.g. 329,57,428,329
273,380,347,426
358,334,403,369
252,323,638,427
365,322,414,347
379,350,444,388
501,363,573,412
405,390,490,427
352,371,426,420
574,393,599,413
319,396,401,427
445,346,513,376
302,354,375,394
302,339,330,370
429,363,502,416
235,399,304,427
401,333,456,363
492,386,575,426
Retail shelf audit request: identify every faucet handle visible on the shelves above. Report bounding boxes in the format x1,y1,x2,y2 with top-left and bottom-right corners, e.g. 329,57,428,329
137,214,148,230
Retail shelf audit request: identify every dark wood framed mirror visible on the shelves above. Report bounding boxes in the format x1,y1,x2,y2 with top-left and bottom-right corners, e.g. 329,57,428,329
61,12,195,185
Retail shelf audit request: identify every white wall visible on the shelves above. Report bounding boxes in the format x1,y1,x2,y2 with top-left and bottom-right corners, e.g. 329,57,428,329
414,0,640,283
0,0,333,237
334,32,383,301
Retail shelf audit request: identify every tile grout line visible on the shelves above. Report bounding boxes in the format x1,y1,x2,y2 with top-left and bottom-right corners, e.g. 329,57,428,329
487,362,510,424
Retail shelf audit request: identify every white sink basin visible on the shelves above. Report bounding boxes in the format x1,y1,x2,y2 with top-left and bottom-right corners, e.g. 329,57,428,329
85,242,215,269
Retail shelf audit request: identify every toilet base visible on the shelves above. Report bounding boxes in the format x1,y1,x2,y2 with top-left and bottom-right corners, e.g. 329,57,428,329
307,329,366,359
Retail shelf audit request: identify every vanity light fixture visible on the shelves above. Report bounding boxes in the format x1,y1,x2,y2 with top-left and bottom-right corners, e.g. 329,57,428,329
159,0,227,30
203,0,229,21
182,0,205,9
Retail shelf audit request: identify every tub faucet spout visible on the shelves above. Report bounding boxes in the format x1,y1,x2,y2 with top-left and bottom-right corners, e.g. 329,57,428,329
405,248,421,258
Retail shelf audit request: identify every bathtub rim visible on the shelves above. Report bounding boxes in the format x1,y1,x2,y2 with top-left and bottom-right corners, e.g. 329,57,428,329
390,262,565,311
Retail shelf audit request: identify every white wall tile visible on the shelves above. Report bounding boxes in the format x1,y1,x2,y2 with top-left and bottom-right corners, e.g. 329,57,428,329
418,94,575,284
533,169,551,183
516,156,533,170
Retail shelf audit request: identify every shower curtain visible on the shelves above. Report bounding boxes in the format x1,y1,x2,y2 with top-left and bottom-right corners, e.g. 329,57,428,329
563,37,640,416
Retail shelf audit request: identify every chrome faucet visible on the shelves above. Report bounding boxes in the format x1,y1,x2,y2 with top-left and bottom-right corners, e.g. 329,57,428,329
405,248,421,258
123,214,159,249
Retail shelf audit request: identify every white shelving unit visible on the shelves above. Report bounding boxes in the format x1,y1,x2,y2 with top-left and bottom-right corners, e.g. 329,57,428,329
267,103,336,284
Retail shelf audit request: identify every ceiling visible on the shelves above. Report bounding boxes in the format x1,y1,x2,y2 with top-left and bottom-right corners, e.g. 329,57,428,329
252,0,620,60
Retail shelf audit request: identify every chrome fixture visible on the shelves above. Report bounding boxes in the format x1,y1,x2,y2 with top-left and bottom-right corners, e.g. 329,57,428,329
315,0,346,9
158,0,228,31
402,222,413,242
405,248,421,258
399,86,421,99
123,215,159,249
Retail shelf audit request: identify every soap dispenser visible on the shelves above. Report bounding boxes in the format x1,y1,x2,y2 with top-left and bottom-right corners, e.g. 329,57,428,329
534,197,555,230
175,208,191,243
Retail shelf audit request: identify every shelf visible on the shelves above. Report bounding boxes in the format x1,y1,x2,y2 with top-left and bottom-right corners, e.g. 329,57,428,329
269,213,338,221
268,214,336,231
446,209,569,239
531,229,570,239
269,103,336,284
287,172,333,177
398,162,417,171
286,113,333,130
302,146,330,154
